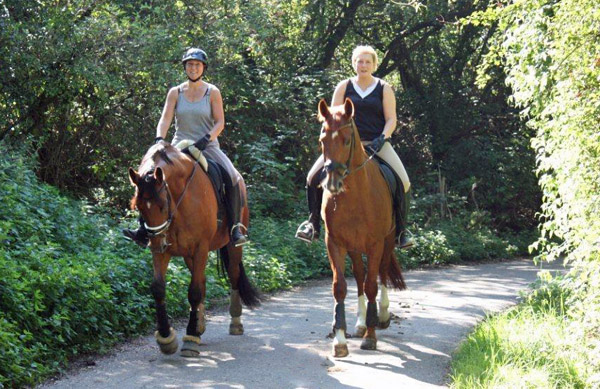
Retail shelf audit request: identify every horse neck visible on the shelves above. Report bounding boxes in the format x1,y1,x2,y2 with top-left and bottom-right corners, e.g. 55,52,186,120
346,124,369,182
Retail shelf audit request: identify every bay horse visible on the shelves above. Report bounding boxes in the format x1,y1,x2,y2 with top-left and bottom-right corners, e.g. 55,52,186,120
318,98,407,357
128,142,260,357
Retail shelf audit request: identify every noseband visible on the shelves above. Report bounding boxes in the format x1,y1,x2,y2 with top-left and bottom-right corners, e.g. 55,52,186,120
143,163,198,253
323,119,375,180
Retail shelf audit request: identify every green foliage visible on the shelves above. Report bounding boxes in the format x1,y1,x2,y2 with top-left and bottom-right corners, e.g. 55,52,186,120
474,0,600,266
0,143,152,386
450,1,600,386
1,0,541,233
450,264,600,388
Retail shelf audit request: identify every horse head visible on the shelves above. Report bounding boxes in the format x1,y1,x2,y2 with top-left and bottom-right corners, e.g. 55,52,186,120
318,98,363,194
128,143,179,239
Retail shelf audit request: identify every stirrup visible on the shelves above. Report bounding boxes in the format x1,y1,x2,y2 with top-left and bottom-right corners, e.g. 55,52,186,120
122,228,149,248
295,220,319,243
396,230,414,249
230,223,249,247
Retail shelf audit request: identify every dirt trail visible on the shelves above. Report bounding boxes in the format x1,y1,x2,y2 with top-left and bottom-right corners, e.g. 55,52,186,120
40,258,564,389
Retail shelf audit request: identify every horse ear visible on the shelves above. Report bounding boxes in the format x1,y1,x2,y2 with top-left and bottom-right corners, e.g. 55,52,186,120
128,168,139,186
154,167,164,185
318,99,330,122
344,98,354,118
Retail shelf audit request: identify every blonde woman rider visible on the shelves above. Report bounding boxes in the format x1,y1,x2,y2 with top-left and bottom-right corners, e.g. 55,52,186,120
296,45,413,248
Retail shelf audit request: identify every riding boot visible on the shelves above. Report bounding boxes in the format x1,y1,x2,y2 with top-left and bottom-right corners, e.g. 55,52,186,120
122,217,150,248
295,171,323,243
225,183,248,247
396,184,413,249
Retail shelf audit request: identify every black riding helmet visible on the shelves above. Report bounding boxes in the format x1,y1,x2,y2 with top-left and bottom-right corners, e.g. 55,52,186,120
181,48,208,71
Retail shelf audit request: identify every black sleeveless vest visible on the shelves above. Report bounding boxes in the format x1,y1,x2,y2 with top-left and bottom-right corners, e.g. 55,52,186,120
344,80,385,141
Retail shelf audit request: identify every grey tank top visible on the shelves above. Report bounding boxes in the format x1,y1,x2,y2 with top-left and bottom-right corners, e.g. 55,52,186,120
172,84,216,145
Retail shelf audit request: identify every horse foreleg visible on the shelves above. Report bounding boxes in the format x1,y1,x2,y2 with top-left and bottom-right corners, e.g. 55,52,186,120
349,252,367,338
181,248,208,357
361,244,384,351
327,237,349,358
151,253,178,355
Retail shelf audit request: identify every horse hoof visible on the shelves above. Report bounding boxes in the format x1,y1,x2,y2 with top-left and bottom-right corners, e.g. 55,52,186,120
155,328,178,355
180,335,201,358
360,338,377,350
377,317,391,330
229,323,244,335
333,344,349,358
354,326,367,338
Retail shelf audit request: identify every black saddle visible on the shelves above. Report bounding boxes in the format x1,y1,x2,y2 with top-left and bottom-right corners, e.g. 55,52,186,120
373,156,401,240
204,159,226,224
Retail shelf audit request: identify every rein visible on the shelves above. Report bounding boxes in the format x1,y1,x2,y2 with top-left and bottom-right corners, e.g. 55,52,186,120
144,163,198,252
324,119,376,179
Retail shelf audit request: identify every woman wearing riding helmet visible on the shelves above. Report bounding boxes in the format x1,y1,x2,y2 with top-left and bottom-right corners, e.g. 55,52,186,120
123,47,248,247
296,45,413,248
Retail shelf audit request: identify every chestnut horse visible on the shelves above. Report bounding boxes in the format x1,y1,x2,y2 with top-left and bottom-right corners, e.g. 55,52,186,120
128,142,260,357
318,98,406,357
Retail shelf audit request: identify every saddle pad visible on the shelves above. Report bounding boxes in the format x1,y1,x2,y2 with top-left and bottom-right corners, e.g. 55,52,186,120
174,140,208,171
174,140,224,207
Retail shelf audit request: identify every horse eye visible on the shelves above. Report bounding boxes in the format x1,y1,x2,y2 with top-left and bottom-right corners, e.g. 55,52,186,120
344,139,351,146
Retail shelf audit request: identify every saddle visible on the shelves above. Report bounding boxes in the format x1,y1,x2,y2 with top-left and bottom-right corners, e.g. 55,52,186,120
174,140,225,210
373,156,402,241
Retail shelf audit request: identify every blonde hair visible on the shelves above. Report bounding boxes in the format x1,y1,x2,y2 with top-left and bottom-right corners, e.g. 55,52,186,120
352,45,378,72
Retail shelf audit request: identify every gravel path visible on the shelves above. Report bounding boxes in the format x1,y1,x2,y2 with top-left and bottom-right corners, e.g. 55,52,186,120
40,258,565,389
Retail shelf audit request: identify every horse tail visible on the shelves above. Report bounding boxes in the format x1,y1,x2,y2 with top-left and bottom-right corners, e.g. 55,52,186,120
380,245,407,291
219,246,261,308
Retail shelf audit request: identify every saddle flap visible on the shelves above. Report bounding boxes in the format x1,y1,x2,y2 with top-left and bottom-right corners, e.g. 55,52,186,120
174,140,209,172
374,156,397,200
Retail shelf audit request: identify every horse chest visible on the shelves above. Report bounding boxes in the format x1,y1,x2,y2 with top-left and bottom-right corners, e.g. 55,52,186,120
323,190,392,248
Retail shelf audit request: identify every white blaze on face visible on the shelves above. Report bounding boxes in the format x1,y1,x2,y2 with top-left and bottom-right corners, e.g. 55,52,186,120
146,201,152,210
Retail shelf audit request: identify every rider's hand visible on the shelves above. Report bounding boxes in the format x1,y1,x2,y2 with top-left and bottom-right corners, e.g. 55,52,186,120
365,134,386,155
193,134,211,151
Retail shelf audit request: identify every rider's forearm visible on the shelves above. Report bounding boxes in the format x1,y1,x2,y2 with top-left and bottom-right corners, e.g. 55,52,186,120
382,118,397,139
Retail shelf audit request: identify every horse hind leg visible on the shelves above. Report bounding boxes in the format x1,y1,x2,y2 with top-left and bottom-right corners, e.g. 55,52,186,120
377,285,391,329
349,252,367,338
220,245,261,336
360,245,385,351
377,236,405,330
229,289,244,335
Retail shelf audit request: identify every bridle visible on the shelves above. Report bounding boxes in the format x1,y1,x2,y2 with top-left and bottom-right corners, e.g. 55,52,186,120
142,163,198,253
323,118,375,179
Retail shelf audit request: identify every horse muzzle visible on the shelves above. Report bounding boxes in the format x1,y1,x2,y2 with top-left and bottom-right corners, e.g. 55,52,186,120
324,171,346,194
324,161,348,194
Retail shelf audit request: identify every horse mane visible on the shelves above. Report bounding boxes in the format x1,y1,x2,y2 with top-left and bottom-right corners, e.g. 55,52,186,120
130,143,180,210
